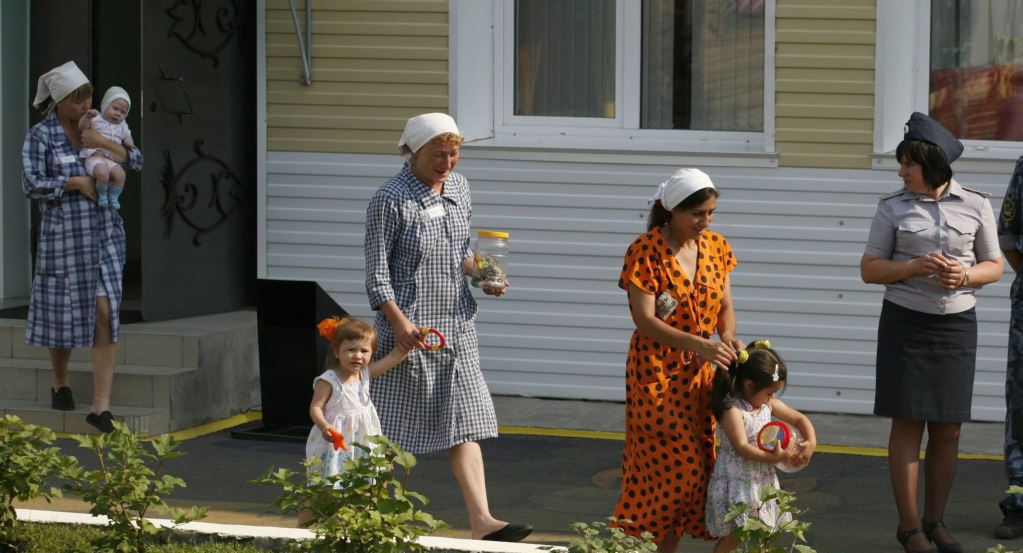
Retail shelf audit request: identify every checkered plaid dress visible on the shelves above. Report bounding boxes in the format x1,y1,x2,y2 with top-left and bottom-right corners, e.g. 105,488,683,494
22,112,143,348
365,165,498,455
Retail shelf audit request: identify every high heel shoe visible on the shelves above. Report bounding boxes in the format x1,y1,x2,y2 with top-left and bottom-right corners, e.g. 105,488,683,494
922,520,963,553
897,527,937,553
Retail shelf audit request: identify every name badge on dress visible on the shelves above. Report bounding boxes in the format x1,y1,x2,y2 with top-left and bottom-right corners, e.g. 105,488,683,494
423,204,445,220
58,155,77,164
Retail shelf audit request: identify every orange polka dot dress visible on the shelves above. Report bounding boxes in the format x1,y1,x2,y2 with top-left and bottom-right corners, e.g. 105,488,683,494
613,228,737,542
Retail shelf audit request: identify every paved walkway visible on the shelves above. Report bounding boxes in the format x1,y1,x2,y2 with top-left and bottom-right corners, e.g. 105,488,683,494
17,396,1018,552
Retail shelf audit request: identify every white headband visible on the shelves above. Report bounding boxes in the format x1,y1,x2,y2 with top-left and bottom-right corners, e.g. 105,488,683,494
101,86,131,114
33,61,89,110
649,168,716,210
398,113,461,154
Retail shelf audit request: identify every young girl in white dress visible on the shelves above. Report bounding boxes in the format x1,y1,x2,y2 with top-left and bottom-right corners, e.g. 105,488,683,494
300,316,411,525
706,341,818,553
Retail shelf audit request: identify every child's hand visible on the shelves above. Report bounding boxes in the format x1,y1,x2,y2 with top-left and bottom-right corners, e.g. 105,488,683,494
321,425,336,442
768,446,796,466
792,439,817,467
123,136,135,149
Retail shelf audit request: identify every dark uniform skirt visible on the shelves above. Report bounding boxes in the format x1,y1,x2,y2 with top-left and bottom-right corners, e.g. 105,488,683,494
874,300,977,423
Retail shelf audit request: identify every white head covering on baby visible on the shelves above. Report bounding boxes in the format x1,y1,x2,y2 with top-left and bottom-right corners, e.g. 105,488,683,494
101,86,131,114
649,168,716,210
397,113,462,154
32,61,89,110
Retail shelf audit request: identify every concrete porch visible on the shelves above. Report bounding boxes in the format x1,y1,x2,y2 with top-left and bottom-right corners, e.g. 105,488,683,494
0,310,260,435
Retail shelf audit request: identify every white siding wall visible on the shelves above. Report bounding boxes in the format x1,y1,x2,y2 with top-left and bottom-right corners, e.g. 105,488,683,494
266,150,1013,422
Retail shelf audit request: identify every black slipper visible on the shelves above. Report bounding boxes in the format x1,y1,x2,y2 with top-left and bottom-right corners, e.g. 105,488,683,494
86,411,115,433
482,523,533,542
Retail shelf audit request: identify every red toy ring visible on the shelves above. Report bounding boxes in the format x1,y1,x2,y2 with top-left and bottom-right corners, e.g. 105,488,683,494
419,327,446,350
756,421,792,453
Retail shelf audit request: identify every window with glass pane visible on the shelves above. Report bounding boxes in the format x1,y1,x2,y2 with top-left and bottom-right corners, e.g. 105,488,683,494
930,0,1023,141
642,0,765,131
514,0,615,118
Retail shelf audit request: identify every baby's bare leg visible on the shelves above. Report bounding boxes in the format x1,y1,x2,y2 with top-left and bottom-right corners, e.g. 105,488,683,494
89,156,112,207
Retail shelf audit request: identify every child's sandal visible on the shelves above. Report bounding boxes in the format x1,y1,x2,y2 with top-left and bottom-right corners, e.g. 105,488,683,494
896,527,937,553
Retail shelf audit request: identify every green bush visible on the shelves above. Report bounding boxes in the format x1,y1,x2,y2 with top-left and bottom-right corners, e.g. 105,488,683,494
254,435,447,553
562,517,657,553
725,486,815,553
0,415,69,549
62,422,208,553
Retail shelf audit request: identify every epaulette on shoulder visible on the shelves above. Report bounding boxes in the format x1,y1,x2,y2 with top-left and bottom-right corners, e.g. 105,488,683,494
959,184,991,198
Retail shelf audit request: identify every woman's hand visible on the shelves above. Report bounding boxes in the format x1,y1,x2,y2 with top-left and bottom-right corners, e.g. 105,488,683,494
481,279,509,297
66,176,97,201
321,425,336,441
694,337,737,369
719,331,745,354
911,251,950,277
391,317,424,351
938,257,966,289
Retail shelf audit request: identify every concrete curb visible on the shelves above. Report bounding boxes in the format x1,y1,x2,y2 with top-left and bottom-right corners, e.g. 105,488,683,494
15,509,563,553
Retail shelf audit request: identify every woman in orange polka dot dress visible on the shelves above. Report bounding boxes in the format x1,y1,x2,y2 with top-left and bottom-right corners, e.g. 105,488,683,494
613,168,743,552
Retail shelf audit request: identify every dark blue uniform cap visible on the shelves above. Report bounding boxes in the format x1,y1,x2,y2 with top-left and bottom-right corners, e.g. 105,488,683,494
903,111,964,163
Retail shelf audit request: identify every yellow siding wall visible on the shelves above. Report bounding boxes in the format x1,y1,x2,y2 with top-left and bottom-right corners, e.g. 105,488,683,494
775,1,875,168
266,0,448,154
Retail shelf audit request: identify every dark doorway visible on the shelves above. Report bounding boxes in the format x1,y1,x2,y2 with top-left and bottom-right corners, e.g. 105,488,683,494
27,0,256,322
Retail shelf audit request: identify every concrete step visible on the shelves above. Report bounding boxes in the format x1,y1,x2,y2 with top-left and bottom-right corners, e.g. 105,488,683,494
0,358,194,408
3,399,170,435
0,310,259,434
0,319,199,368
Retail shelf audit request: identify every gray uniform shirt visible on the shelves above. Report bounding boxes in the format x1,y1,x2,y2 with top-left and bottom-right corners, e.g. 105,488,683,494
864,179,1000,314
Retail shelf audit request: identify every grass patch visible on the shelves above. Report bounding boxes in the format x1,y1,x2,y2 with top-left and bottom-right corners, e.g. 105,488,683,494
8,523,282,553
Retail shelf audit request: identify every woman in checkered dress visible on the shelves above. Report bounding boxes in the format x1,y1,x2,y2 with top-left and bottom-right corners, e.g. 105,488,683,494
364,113,530,543
22,62,143,433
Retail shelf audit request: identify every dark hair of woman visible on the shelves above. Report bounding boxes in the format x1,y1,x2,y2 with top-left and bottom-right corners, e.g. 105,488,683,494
646,187,720,231
710,343,788,420
895,139,954,189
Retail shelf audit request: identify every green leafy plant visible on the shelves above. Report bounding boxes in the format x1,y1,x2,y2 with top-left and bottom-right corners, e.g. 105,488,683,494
253,435,447,553
0,415,69,549
562,517,657,553
62,421,207,553
725,486,815,553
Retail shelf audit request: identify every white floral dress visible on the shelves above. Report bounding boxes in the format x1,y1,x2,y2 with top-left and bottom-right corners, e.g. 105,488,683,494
304,368,382,479
706,396,791,537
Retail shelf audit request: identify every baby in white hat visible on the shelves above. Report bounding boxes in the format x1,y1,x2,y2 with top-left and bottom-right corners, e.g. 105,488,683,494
78,86,135,209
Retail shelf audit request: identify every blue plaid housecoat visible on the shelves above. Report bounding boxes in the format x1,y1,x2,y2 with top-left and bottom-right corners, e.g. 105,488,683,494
22,111,143,348
365,165,498,455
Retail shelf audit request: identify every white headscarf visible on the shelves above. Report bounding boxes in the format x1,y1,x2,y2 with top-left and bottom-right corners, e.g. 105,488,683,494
101,86,131,115
649,168,716,210
32,61,89,110
397,113,461,154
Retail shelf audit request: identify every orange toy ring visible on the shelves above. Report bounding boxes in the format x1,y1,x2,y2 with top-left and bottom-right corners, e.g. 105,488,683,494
419,327,446,350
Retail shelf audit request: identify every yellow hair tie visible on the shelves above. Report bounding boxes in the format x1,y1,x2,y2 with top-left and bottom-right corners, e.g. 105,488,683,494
737,350,750,364
750,339,772,349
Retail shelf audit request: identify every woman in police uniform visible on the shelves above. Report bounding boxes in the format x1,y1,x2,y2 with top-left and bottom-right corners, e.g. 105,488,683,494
861,112,1003,553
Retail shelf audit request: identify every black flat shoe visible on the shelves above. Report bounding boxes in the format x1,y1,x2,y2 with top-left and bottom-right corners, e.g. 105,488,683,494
86,411,115,433
482,523,533,542
923,520,964,553
897,526,937,553
51,386,74,411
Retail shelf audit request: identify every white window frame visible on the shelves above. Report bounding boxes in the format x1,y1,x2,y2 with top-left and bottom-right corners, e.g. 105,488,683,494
451,0,777,156
874,0,1023,165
